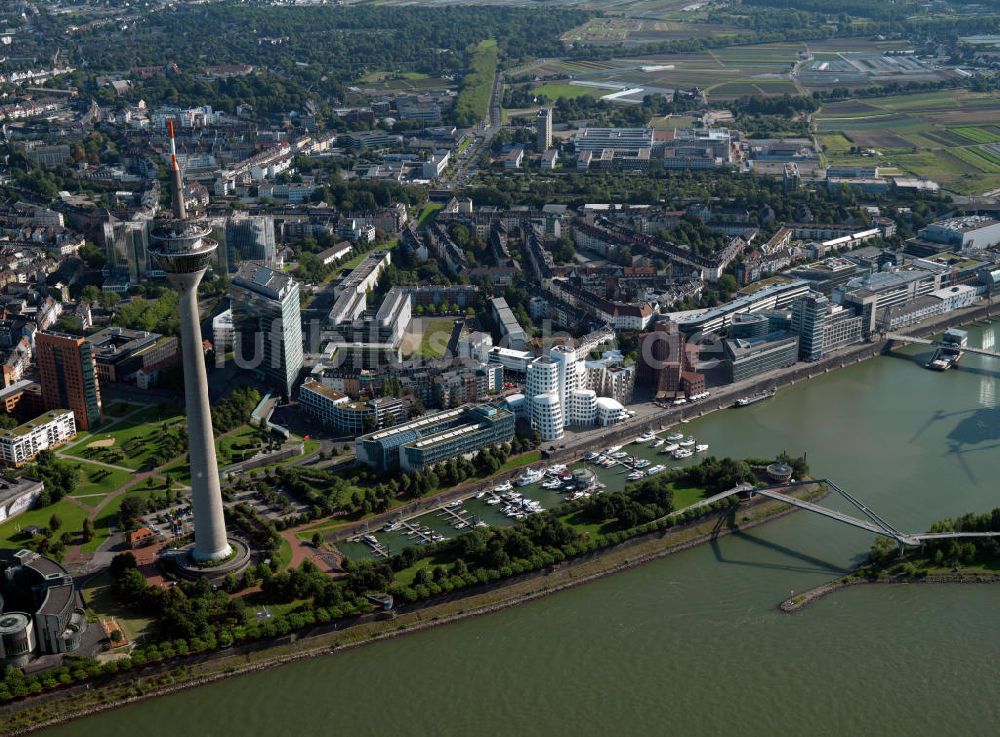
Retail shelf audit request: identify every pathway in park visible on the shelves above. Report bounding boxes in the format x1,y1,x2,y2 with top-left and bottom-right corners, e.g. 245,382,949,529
61,422,309,572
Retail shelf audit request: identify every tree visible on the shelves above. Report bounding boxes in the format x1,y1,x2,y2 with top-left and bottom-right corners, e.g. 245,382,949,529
81,285,101,304
81,518,95,543
49,513,62,532
119,495,147,531
99,291,120,311
311,532,324,548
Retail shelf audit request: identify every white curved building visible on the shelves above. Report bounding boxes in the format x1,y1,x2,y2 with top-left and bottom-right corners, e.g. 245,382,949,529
526,356,559,398
569,388,597,426
502,392,527,419
550,345,583,422
531,390,564,441
595,397,626,426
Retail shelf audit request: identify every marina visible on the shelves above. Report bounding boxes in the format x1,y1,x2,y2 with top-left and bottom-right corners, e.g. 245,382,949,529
338,428,709,561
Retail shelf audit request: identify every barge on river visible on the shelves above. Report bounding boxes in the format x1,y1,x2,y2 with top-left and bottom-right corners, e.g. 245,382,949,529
926,328,967,371
734,388,776,407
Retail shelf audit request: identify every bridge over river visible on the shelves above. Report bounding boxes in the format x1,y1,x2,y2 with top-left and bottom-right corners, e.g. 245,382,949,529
885,332,1000,361
711,479,1000,549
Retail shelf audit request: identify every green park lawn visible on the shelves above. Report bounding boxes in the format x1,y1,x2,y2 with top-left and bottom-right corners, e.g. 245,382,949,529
68,462,134,499
218,425,264,464
393,551,456,586
275,538,293,571
102,401,144,418
160,458,192,487
416,203,443,228
0,498,90,549
81,572,153,640
496,450,541,475
415,317,456,359
667,480,709,510
64,406,186,471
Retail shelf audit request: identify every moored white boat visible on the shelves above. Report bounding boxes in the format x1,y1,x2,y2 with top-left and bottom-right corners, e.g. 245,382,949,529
516,468,545,486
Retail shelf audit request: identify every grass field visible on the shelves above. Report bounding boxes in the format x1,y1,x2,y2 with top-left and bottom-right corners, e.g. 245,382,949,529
815,89,1000,194
81,571,153,640
65,405,186,471
416,203,443,228
69,462,133,499
530,83,602,102
0,498,90,548
453,39,497,125
359,70,430,83
402,317,456,359
951,126,1000,144
103,401,144,418
217,425,264,464
560,16,741,44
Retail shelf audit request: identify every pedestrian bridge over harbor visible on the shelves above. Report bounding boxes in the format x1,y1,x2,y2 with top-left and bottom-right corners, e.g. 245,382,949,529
885,332,1000,361
719,480,1000,548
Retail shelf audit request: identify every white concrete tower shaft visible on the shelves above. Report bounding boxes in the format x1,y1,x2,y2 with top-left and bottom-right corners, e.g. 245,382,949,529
151,222,231,562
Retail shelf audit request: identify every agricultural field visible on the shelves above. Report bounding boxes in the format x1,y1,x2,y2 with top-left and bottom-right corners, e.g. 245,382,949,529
560,16,741,44
814,89,1000,194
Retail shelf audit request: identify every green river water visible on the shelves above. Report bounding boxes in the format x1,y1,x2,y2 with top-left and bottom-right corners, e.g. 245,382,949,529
39,326,1000,737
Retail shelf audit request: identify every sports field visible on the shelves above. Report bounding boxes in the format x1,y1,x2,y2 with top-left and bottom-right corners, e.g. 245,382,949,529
815,89,1000,194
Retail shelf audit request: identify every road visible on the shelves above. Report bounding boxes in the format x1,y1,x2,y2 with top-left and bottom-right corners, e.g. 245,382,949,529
442,69,504,189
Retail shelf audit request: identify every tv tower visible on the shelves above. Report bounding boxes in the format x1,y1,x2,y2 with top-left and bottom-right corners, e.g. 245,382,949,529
149,121,232,562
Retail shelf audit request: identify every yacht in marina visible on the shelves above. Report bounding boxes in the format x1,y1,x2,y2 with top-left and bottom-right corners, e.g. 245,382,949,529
516,468,545,486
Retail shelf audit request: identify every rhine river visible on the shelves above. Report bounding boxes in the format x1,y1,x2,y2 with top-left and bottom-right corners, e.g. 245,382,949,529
40,325,1000,736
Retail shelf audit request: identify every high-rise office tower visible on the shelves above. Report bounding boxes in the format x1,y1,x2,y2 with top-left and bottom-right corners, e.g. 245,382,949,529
230,263,303,398
214,214,277,273
791,291,829,361
102,216,152,283
35,332,103,430
537,108,553,152
146,122,232,563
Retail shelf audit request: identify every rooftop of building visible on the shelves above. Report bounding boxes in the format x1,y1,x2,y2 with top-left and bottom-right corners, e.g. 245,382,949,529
1,410,73,439
915,251,988,271
87,326,164,354
300,378,348,403
925,215,999,233
724,331,798,359
339,250,390,290
843,266,937,297
0,379,36,400
675,279,810,326
0,475,43,507
232,263,297,300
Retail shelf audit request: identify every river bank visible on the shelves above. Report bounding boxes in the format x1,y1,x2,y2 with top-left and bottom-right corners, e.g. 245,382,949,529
778,572,1000,613
329,303,1000,545
1,483,827,736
